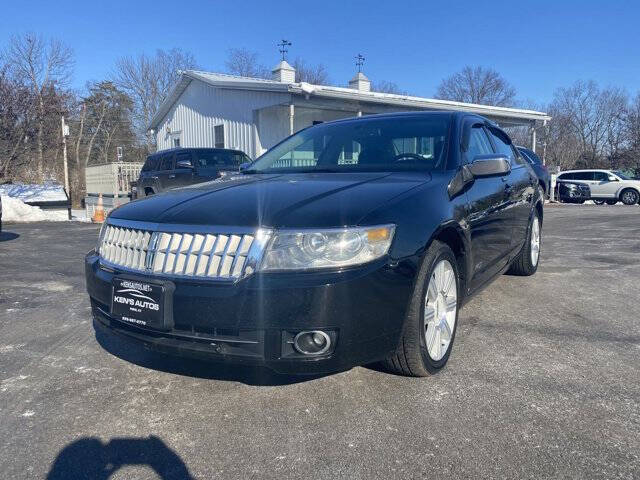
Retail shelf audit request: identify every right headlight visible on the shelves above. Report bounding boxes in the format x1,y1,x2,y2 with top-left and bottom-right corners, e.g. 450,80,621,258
259,224,395,272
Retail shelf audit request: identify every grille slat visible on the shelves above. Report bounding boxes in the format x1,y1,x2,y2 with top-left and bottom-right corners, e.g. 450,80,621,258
99,225,255,280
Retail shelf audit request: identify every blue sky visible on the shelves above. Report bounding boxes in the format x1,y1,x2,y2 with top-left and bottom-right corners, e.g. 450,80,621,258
2,0,639,106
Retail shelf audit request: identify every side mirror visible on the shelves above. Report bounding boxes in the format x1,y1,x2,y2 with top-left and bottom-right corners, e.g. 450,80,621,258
239,162,251,171
468,154,511,178
607,175,618,181
176,160,193,169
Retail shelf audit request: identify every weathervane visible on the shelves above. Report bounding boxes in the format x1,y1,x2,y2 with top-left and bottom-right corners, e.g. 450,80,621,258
278,39,292,61
355,54,365,72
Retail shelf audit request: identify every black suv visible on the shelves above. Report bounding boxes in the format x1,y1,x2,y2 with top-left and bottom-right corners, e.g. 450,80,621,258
86,112,543,376
137,148,252,196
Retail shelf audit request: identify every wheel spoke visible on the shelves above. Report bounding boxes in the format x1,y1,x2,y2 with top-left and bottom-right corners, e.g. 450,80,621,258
427,276,439,302
445,296,457,312
426,324,437,352
442,268,455,296
424,305,436,326
441,318,453,341
431,327,441,359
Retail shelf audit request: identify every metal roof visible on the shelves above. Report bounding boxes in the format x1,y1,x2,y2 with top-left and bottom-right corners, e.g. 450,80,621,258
149,69,551,130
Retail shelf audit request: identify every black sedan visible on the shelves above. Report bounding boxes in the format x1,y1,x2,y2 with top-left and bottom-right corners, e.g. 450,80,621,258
86,112,543,376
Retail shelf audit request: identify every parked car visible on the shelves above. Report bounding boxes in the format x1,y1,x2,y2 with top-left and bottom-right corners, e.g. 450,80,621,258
86,112,543,377
555,180,591,203
556,169,640,205
516,146,550,198
0,194,2,233
137,148,252,196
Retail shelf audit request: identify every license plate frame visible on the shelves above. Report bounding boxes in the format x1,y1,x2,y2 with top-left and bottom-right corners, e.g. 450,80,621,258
111,276,175,330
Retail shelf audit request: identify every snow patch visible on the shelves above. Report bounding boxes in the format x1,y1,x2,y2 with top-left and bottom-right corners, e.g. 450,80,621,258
0,344,26,353
21,410,35,417
1,195,68,222
1,374,29,392
0,182,67,202
39,281,73,292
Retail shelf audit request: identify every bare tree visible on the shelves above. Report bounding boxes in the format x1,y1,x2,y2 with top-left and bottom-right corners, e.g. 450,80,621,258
112,48,197,151
435,66,516,107
292,57,330,84
371,80,406,95
626,93,640,172
2,33,73,178
0,68,35,178
225,48,270,79
601,87,628,169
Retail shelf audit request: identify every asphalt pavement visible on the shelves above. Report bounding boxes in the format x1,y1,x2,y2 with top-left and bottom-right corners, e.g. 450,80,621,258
0,205,639,479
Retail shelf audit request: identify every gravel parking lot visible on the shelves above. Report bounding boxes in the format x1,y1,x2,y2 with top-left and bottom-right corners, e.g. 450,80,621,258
1,205,639,479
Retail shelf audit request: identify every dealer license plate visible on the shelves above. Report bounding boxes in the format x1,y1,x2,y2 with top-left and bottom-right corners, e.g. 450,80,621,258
111,278,164,329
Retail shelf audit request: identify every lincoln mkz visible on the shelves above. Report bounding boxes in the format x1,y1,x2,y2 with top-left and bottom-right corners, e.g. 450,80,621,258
86,111,543,376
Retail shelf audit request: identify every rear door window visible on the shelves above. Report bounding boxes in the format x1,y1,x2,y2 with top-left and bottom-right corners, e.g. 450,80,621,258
573,171,594,180
488,128,523,165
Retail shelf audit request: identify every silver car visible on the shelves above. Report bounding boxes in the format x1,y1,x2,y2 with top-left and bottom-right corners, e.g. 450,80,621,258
556,169,640,205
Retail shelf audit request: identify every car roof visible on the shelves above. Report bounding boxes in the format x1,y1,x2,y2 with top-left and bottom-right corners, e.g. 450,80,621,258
559,169,611,173
316,110,487,127
148,147,245,157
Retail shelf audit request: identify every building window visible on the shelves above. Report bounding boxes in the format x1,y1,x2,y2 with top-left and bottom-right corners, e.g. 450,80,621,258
214,124,225,149
173,137,180,147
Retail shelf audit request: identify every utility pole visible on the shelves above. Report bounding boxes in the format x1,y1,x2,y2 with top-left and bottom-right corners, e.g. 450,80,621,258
61,116,71,220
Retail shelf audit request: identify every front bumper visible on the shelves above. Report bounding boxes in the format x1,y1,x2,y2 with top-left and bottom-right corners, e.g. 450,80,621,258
85,251,416,374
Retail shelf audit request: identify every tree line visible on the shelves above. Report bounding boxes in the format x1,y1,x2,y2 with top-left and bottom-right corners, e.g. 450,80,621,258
1,34,639,207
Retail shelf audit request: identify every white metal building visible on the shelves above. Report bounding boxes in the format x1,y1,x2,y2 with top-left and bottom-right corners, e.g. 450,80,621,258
150,62,551,159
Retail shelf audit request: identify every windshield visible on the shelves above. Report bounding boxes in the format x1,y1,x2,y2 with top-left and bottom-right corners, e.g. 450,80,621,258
248,116,451,173
613,170,631,180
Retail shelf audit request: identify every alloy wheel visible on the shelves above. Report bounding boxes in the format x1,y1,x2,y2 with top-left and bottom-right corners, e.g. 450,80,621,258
621,190,639,205
424,259,457,361
530,217,541,266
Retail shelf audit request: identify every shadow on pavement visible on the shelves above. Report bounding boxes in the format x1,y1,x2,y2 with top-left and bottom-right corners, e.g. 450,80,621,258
0,231,19,242
47,436,195,480
94,322,331,386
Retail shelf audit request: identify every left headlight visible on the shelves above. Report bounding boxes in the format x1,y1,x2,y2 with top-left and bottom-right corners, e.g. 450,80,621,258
260,224,395,272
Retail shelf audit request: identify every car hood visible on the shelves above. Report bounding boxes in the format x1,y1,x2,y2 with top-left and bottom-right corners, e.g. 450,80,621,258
111,172,431,228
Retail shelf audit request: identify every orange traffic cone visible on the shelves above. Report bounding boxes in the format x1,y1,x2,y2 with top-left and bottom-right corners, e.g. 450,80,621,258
92,193,105,223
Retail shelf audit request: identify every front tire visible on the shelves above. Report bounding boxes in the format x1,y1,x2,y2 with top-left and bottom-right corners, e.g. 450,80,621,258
620,189,639,205
384,241,459,377
507,211,541,276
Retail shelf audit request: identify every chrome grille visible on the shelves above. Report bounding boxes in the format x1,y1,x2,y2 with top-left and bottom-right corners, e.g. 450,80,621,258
99,224,257,280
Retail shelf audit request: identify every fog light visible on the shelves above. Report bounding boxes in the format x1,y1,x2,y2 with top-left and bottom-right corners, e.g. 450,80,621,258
293,330,331,356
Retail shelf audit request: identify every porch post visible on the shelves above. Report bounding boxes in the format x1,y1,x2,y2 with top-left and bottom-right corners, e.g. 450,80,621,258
289,104,295,135
531,123,537,153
